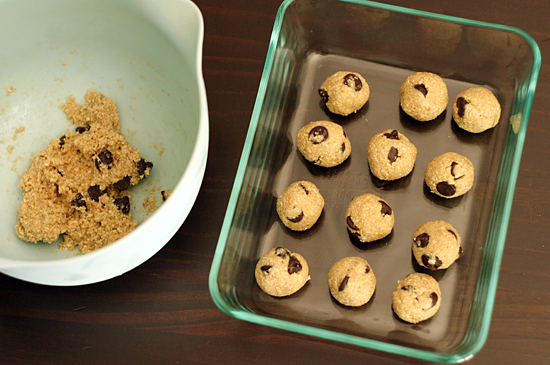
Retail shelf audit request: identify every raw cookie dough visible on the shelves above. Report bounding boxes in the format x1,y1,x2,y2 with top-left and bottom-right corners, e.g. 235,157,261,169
255,246,310,297
367,129,417,181
15,90,153,254
392,273,442,324
425,152,474,198
412,220,462,270
452,87,501,133
276,180,324,231
345,193,394,242
296,120,351,168
328,256,376,307
318,71,370,116
400,72,448,121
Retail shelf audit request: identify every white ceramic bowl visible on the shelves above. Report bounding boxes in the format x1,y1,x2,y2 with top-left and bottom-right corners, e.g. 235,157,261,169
0,0,208,285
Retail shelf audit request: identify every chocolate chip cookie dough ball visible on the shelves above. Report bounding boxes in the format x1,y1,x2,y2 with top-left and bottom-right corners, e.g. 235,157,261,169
400,72,448,121
276,181,324,231
328,256,376,307
345,193,394,242
318,71,370,116
412,220,462,270
296,120,351,167
255,246,310,297
367,129,417,181
453,87,501,133
392,273,442,324
424,152,474,198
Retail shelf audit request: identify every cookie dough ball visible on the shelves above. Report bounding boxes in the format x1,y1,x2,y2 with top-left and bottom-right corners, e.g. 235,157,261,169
400,72,448,121
345,193,394,242
367,129,417,181
328,256,376,307
297,120,351,167
318,71,370,116
276,181,324,231
425,152,474,198
412,220,462,270
255,246,310,297
453,87,501,133
392,273,442,324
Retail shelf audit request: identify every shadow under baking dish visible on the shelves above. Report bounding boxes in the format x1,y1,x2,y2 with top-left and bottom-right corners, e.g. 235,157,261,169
209,0,540,362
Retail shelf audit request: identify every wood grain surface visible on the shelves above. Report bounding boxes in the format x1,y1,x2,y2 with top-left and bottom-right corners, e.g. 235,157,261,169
1,0,549,364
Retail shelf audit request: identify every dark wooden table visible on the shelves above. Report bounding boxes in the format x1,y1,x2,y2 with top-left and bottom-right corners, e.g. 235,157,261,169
1,0,549,363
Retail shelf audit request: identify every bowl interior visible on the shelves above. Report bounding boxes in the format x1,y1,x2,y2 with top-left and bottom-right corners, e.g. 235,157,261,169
0,0,201,261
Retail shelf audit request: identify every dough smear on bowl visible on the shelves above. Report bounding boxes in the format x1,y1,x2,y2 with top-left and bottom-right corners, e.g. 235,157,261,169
15,90,153,254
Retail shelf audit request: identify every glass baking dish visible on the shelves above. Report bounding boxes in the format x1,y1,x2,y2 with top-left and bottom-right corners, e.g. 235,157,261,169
208,0,540,362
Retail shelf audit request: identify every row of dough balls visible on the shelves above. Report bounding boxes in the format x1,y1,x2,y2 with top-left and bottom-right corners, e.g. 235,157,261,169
277,185,462,269
297,123,475,197
318,70,501,134
255,247,445,324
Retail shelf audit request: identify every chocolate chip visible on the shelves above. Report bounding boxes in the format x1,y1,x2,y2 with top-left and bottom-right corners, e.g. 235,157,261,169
88,185,105,202
57,170,63,177
288,255,302,274
299,183,309,195
422,254,442,270
414,232,430,248
447,229,457,240
99,151,113,165
414,84,428,96
346,216,359,230
318,88,329,103
95,150,113,170
341,142,346,153
261,265,272,273
388,147,398,163
436,181,456,196
114,176,131,191
137,158,153,176
401,285,413,291
275,247,289,259
308,126,329,144
114,196,130,214
456,97,468,118
287,211,304,223
59,135,66,146
450,161,458,178
380,200,392,216
71,193,87,210
428,292,438,309
343,73,362,91
338,275,349,292
383,130,399,140
75,126,90,133
161,190,169,201
365,265,371,274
